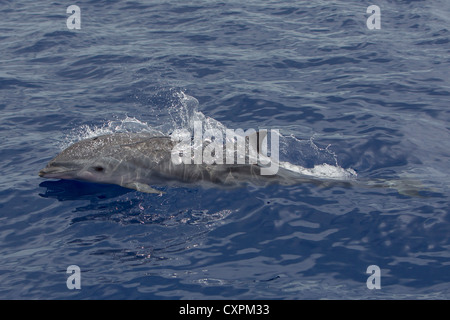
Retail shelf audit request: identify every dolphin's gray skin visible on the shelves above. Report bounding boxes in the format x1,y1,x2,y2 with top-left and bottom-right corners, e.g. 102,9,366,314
38,132,298,194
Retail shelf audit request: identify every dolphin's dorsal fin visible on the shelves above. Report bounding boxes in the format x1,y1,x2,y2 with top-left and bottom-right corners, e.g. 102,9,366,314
121,182,164,194
247,130,267,154
223,171,236,184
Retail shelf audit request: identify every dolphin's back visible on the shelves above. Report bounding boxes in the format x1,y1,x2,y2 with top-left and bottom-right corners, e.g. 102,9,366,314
54,132,169,161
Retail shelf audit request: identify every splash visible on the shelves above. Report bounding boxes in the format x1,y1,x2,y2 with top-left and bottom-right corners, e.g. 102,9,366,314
173,91,358,180
59,115,162,150
280,162,357,180
279,134,357,180
62,89,357,181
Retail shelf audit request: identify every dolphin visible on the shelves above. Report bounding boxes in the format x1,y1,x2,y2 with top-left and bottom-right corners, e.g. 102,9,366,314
38,132,425,196
38,131,299,194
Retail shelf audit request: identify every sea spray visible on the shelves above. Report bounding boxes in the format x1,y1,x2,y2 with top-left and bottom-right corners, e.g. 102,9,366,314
60,90,357,181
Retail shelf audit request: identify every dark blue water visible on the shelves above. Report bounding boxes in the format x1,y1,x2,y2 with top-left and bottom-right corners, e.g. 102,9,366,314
1,0,449,299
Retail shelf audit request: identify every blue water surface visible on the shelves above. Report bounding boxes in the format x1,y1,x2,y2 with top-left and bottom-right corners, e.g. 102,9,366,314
0,0,449,299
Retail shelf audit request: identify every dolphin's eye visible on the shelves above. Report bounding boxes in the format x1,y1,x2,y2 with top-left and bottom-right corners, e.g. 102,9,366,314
93,166,104,172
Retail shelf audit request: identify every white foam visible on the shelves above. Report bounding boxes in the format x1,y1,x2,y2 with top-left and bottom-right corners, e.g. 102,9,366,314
280,162,357,180
59,116,161,150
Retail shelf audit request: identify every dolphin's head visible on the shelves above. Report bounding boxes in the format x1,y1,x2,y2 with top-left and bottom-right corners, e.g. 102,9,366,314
38,135,123,184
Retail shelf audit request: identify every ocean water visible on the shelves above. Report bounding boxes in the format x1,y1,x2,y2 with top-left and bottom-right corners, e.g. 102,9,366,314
0,0,449,299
